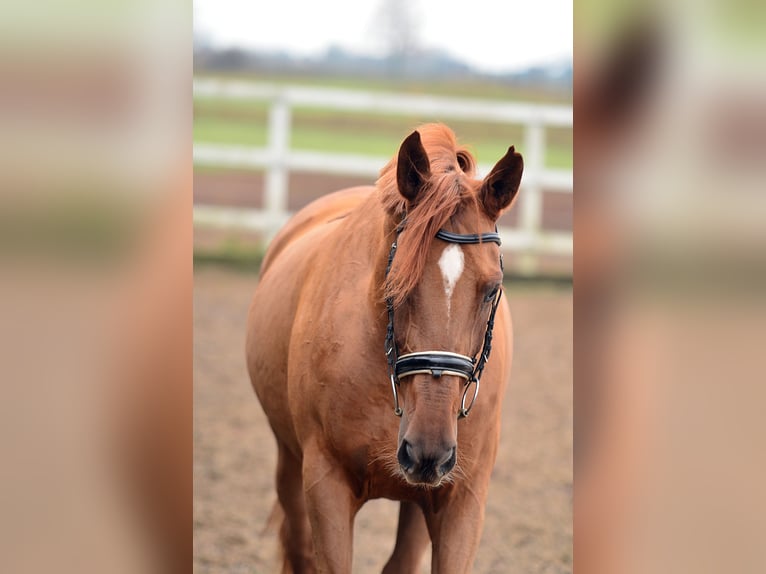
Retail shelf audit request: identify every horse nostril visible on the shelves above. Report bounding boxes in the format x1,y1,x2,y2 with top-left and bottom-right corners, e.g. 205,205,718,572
398,439,416,470
405,441,416,462
438,446,457,475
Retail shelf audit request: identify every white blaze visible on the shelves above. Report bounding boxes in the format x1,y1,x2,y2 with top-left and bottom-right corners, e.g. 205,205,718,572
438,244,464,317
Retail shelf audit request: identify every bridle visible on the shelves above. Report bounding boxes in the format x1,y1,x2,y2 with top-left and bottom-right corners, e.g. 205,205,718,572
384,221,504,419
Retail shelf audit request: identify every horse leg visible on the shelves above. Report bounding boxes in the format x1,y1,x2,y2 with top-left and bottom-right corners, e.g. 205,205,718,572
302,444,358,573
382,501,430,574
276,442,316,574
423,488,488,574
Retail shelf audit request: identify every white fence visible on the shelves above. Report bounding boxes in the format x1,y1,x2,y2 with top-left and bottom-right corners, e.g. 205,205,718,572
193,78,572,275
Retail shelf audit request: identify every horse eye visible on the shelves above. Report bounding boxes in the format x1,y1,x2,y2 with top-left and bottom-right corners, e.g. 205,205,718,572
484,284,500,302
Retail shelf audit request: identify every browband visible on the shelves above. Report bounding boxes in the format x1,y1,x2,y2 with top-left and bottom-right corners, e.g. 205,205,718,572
435,229,501,245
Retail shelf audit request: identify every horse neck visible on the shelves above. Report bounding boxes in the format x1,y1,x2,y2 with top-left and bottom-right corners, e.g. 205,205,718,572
348,194,400,315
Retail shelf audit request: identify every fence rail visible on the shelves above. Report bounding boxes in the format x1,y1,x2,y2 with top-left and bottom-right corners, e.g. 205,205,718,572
193,78,572,275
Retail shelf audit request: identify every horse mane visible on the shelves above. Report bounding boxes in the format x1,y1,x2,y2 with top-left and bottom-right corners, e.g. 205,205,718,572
377,123,482,307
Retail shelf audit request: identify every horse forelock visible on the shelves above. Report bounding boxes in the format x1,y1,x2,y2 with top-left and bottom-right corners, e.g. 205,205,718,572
377,124,482,308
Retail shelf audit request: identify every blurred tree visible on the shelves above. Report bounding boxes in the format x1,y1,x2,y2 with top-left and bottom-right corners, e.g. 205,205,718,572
373,0,422,75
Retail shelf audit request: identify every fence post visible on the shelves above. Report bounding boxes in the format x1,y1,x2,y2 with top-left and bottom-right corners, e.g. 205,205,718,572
264,94,291,238
519,120,545,275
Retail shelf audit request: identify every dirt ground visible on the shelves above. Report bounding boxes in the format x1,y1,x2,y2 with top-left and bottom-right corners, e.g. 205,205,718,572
194,266,572,574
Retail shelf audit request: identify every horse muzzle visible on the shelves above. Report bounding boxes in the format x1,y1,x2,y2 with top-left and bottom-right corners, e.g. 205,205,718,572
397,438,457,486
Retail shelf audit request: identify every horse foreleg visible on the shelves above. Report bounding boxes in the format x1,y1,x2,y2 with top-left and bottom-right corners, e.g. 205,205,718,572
424,486,488,574
302,445,358,573
382,500,430,574
276,443,316,574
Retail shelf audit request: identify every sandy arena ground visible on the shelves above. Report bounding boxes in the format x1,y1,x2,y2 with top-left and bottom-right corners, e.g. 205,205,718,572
194,266,572,573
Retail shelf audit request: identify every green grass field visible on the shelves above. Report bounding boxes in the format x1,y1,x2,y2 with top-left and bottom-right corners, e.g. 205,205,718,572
194,73,572,170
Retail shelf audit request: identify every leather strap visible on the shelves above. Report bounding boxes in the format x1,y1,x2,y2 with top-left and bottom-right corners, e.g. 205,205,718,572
435,229,501,245
395,352,475,381
383,219,504,418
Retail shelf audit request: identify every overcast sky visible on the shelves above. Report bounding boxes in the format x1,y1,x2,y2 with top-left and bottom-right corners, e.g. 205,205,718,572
194,0,572,74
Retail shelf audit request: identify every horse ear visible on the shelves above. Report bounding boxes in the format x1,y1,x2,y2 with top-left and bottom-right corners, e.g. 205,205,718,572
397,130,431,204
480,146,524,218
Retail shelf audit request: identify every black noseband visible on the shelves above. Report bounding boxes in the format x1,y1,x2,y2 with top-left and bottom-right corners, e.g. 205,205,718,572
384,222,503,419
395,351,475,380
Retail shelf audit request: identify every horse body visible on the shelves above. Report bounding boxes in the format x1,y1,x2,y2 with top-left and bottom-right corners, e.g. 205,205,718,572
246,124,522,573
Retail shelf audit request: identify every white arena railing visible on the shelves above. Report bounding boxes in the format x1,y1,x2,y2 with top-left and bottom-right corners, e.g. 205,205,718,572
193,78,572,275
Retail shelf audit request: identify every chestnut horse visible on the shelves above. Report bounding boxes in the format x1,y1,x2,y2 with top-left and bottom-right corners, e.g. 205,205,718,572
246,124,523,573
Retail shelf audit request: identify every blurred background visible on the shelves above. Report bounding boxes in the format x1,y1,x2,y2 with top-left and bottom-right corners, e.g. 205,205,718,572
575,1,766,573
192,1,573,573
0,2,191,574
192,0,573,277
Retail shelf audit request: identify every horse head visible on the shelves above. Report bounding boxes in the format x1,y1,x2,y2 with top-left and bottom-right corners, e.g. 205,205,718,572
381,126,523,486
